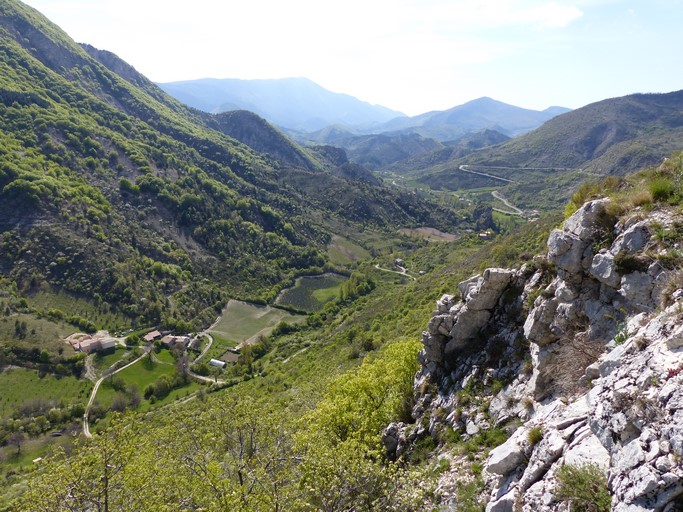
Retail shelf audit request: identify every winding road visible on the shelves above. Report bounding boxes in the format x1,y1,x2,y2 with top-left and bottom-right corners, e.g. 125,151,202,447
374,263,416,280
458,165,515,183
491,190,524,216
193,333,214,364
82,348,150,438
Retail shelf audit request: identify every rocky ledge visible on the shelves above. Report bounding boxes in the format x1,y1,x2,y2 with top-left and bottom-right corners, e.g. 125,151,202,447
390,199,683,510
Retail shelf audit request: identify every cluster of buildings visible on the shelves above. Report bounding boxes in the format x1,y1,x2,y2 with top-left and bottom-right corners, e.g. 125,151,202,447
142,331,190,349
159,334,191,349
66,333,117,354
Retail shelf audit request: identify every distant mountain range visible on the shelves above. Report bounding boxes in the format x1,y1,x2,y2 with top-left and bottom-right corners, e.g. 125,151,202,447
158,77,404,132
397,90,683,211
463,90,683,174
374,97,570,140
159,78,570,141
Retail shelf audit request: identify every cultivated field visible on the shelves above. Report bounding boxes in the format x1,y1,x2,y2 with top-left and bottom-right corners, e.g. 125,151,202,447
0,367,91,417
208,300,305,346
327,235,371,265
275,273,347,312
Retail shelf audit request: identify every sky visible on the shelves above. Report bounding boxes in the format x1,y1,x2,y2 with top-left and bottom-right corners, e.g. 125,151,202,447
21,0,683,116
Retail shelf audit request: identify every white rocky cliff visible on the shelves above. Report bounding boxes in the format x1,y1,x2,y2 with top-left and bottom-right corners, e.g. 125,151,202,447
390,199,683,511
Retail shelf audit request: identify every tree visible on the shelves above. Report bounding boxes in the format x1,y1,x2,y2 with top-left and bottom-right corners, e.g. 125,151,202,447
111,394,128,413
7,431,25,455
175,354,189,384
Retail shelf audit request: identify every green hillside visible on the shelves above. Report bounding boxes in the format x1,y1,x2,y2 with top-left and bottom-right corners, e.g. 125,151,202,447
394,91,683,211
0,0,462,340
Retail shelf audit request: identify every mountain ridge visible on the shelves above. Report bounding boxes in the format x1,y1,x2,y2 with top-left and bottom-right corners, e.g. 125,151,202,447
0,0,459,334
160,78,570,141
159,76,406,132
378,96,570,138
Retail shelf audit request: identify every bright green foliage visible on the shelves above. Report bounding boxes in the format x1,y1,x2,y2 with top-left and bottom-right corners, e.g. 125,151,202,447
11,339,430,511
0,0,460,346
527,426,544,446
555,463,611,512
299,339,419,448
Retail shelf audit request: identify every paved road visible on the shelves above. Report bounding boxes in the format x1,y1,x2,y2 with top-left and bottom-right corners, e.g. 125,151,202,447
459,165,515,183
491,190,524,216
193,333,214,364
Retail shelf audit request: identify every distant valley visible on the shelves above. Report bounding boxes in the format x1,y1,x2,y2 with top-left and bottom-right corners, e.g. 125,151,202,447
4,1,683,511
162,75,683,213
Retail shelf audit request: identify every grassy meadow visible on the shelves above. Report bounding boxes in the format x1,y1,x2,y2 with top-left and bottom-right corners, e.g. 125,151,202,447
0,367,91,417
327,235,371,265
275,273,348,312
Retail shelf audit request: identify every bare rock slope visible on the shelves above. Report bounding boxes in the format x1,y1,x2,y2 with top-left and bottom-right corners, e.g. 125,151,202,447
395,199,683,511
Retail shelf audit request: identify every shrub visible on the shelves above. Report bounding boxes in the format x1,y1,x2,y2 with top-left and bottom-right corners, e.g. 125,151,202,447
555,463,611,512
613,251,650,275
527,426,543,446
648,177,675,202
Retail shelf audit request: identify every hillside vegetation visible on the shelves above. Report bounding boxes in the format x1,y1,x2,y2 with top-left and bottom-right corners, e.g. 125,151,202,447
0,0,460,341
389,90,683,212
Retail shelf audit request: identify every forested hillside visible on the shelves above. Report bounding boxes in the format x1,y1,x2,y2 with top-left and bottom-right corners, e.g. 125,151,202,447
3,1,682,510
0,0,459,336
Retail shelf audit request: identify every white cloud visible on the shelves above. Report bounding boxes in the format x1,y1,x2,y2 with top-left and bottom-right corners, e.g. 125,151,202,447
527,2,584,29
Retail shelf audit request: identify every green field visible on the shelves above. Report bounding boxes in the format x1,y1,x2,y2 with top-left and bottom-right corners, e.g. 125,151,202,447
276,274,347,312
327,235,371,265
208,300,305,347
95,356,200,411
154,349,177,364
0,368,91,417
92,347,131,372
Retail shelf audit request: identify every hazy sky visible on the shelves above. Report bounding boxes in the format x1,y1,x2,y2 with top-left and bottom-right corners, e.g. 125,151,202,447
22,0,683,116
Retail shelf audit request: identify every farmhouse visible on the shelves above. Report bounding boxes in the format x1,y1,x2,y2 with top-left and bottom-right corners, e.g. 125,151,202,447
143,330,162,343
160,335,175,348
173,335,190,348
100,338,117,351
79,338,101,354
160,335,190,349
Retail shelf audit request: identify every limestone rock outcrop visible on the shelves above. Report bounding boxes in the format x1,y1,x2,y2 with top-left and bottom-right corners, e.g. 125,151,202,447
399,200,683,510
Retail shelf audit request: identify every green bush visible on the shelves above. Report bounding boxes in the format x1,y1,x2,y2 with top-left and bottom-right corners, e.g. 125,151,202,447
527,426,543,446
555,463,611,512
648,177,675,202
613,251,650,275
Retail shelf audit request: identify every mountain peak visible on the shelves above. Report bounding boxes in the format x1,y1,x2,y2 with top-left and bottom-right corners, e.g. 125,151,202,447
159,77,405,131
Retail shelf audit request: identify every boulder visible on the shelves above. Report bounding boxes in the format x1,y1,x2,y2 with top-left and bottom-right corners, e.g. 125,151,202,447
421,331,445,364
590,251,621,288
486,431,526,475
485,490,517,512
518,429,566,492
524,298,559,346
619,271,654,311
459,268,515,311
548,230,586,274
446,307,491,351
563,199,611,240
436,294,457,314
612,222,650,253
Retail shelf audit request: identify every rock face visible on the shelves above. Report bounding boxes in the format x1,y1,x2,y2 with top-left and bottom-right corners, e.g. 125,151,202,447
399,200,683,511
